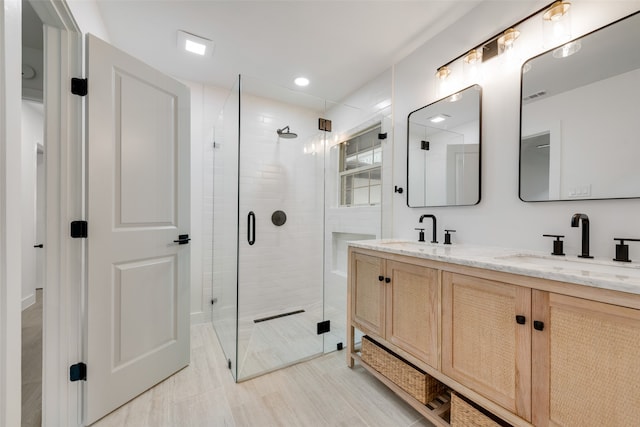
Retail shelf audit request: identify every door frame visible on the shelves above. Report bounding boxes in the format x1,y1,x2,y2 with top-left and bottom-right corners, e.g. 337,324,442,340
27,0,83,425
0,1,23,425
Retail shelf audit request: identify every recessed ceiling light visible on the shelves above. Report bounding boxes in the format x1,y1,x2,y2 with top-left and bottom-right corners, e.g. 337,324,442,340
294,77,310,87
177,30,214,56
430,115,447,123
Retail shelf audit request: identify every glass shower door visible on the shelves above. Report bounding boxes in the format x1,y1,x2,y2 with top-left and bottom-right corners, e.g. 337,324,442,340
235,76,327,380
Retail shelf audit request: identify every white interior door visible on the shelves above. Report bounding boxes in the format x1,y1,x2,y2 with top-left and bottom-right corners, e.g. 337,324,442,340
85,34,190,425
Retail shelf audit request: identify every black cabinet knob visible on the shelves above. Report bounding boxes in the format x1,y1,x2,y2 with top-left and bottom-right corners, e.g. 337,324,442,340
378,275,384,282
533,320,545,331
385,277,391,283
515,315,526,325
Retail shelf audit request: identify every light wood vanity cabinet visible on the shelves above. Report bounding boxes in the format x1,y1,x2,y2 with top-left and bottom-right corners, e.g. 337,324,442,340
350,251,440,368
351,252,385,337
443,272,640,425
442,272,532,421
531,291,640,426
348,245,640,427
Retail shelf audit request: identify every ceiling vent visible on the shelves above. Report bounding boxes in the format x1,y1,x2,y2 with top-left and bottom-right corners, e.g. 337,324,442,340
523,90,547,101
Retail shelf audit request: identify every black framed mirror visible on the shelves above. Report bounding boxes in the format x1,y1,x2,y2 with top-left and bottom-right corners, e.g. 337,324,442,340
407,85,482,207
519,11,640,202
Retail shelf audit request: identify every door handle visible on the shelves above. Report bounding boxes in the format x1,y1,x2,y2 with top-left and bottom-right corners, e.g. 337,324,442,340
248,211,255,246
173,234,191,245
34,244,44,248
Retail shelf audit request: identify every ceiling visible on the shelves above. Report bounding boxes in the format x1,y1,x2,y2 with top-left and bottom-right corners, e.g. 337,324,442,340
95,0,483,103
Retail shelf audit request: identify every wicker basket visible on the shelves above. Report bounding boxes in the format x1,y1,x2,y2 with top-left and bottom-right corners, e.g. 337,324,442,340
450,392,511,427
361,336,444,404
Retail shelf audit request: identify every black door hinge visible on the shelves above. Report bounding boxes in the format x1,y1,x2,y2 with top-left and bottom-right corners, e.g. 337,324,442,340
378,132,388,140
71,78,88,96
317,320,330,335
70,362,87,381
70,220,88,238
318,118,332,132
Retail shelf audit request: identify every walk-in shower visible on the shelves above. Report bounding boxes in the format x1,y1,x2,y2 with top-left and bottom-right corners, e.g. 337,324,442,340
211,74,389,381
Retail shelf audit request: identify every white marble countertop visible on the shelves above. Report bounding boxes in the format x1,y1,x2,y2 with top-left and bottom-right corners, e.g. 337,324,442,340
349,239,640,295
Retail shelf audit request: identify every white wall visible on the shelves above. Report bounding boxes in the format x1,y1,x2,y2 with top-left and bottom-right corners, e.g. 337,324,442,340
22,47,43,101
21,100,44,310
391,1,640,259
65,0,110,41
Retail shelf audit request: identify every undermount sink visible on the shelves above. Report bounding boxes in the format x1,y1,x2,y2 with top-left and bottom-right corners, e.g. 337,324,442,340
495,253,640,277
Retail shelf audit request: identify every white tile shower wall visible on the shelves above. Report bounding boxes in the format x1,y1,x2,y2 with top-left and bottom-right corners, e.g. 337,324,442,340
237,93,324,322
391,1,640,257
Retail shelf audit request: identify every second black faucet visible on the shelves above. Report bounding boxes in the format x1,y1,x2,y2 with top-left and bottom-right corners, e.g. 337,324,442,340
571,213,593,259
419,214,438,243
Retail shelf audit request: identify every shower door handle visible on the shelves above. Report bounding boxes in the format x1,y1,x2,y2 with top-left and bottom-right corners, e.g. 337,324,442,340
248,211,256,246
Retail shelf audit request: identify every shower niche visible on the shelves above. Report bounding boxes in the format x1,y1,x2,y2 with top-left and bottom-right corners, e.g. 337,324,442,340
211,75,389,381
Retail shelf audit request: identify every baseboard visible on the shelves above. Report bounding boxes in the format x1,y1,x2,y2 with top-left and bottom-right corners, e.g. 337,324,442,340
22,293,36,311
191,311,209,325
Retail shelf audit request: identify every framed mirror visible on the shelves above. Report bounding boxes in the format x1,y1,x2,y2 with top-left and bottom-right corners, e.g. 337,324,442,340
520,11,640,202
407,85,481,207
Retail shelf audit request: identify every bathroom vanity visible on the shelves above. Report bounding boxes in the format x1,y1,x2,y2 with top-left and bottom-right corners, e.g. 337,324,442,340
347,240,640,426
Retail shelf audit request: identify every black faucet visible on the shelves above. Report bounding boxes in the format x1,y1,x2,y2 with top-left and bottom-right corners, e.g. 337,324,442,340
571,213,593,258
419,214,438,243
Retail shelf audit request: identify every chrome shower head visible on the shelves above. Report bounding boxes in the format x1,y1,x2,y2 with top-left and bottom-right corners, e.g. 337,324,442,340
277,126,298,139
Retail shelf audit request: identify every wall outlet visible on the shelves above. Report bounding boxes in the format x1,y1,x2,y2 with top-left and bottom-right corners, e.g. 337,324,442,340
568,184,591,198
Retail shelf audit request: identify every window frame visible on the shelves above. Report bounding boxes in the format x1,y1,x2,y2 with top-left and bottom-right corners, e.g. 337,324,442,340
338,124,383,207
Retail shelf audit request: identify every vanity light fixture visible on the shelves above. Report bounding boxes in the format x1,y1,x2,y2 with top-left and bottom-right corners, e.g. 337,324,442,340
543,1,572,47
435,1,561,84
498,28,520,53
543,1,571,22
435,66,451,80
463,49,482,64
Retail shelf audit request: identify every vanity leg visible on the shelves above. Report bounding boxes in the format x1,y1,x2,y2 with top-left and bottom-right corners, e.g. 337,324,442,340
347,324,354,368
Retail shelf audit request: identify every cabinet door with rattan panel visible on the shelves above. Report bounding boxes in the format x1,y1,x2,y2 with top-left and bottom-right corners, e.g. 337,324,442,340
442,272,532,422
351,252,385,337
532,291,640,426
385,260,440,369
